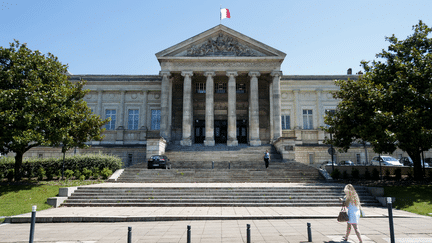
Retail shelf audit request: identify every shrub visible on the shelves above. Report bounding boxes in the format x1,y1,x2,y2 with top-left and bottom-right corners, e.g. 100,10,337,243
37,167,46,181
79,175,85,181
351,168,360,179
6,168,14,182
331,168,341,179
92,167,101,179
394,168,402,180
342,170,349,179
83,168,93,179
385,169,391,179
372,168,380,180
407,168,414,179
64,169,74,179
101,167,113,180
74,170,81,178
46,168,55,180
364,168,371,179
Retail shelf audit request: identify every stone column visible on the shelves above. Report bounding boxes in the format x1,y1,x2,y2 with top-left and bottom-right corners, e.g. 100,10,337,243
269,82,274,142
159,71,171,141
139,91,148,143
316,89,325,144
180,71,193,146
227,71,238,146
94,90,103,145
118,90,126,129
115,90,126,145
293,89,302,142
248,71,261,146
271,71,282,141
97,90,103,117
204,71,215,146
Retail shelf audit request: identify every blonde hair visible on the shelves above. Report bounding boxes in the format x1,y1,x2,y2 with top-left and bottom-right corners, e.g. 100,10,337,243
344,184,361,208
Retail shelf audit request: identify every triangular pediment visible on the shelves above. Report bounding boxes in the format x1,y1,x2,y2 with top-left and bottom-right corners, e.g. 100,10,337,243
156,25,286,60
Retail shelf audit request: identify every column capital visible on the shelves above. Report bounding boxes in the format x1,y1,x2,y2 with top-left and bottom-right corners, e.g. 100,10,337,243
159,70,171,77
204,71,216,77
248,71,261,77
271,70,283,77
226,71,238,77
181,71,193,77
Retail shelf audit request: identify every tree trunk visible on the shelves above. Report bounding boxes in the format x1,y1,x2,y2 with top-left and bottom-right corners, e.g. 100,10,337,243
407,150,423,180
14,151,24,181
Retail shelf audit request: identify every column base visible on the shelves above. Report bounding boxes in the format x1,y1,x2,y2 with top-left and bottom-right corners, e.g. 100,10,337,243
204,139,215,146
227,139,238,146
249,140,262,146
180,139,192,146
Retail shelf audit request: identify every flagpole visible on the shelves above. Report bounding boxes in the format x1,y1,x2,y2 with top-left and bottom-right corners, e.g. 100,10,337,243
220,5,221,25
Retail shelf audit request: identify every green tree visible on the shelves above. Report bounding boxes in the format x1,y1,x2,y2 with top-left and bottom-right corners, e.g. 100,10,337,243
0,40,108,181
324,21,432,180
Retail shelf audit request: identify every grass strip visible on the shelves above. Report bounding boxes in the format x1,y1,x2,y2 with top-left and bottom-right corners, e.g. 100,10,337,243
384,185,432,216
0,180,103,223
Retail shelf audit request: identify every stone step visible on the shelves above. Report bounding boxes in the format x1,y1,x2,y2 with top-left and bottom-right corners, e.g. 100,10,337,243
61,185,381,207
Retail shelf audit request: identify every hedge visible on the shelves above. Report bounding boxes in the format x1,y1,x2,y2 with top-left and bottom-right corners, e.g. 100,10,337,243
0,153,122,181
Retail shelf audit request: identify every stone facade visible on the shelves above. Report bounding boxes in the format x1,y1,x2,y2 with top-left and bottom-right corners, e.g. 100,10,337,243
15,24,432,166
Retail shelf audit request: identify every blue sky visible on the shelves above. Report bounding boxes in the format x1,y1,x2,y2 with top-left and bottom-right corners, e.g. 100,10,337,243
1,0,431,75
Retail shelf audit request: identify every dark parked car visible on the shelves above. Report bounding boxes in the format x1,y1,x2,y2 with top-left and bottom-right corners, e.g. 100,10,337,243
148,155,171,169
399,157,413,167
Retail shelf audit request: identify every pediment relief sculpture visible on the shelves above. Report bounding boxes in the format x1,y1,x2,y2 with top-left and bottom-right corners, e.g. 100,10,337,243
185,33,261,57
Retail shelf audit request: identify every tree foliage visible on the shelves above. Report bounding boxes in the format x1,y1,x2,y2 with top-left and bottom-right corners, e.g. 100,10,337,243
324,21,432,180
0,40,107,181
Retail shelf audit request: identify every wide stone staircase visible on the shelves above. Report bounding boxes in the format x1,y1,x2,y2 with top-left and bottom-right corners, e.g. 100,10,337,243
61,185,381,207
59,144,381,208
116,144,323,183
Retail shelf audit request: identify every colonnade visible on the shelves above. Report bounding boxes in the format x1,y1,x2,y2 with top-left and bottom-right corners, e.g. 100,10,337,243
159,70,283,146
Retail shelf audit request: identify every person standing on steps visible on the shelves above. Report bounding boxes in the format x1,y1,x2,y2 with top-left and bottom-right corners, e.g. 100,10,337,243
339,184,363,243
263,150,270,169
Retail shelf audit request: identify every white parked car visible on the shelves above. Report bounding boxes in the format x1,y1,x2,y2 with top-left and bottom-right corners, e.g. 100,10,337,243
370,156,403,166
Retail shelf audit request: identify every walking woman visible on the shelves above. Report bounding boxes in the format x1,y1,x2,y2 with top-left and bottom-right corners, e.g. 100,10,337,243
339,184,363,242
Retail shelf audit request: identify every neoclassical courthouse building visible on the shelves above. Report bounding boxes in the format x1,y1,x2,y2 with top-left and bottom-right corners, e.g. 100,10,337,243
27,25,405,166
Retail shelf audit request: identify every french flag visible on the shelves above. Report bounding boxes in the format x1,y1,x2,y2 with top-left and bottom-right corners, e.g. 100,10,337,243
220,8,230,20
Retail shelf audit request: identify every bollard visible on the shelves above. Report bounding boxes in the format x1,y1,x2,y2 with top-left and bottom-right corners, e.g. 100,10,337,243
246,224,251,243
307,222,312,242
387,197,395,243
29,205,37,243
127,227,132,243
212,161,214,169
187,225,191,243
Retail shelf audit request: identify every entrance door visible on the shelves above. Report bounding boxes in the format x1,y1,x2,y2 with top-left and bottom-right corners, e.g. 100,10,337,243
237,120,248,144
194,120,205,143
214,120,227,143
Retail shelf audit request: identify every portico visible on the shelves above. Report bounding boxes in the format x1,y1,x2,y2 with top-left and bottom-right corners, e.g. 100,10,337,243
155,25,286,146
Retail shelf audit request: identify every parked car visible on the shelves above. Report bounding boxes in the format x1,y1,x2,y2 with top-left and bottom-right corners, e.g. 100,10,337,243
320,161,336,169
399,157,413,167
339,160,355,166
370,156,403,166
148,155,171,169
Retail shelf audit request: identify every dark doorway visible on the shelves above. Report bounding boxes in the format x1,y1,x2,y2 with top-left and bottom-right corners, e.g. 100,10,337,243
214,120,227,144
237,120,248,144
194,120,205,143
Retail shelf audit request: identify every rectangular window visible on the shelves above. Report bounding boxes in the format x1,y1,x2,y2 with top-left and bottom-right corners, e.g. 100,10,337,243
196,83,206,93
105,109,116,130
236,83,246,93
281,115,290,130
215,83,227,93
303,109,313,130
151,109,161,130
128,109,139,130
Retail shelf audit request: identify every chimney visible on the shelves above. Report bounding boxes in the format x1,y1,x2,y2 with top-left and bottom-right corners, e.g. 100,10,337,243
347,68,352,75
